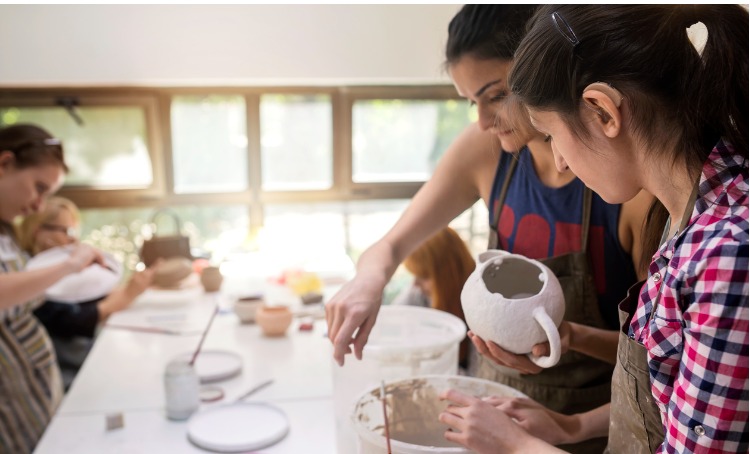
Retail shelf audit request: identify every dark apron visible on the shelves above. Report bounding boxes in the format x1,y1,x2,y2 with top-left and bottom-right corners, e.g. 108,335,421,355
469,157,614,453
607,182,696,453
606,281,664,453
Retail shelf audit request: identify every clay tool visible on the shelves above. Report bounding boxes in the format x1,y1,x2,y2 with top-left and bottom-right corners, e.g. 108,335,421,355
234,379,274,402
189,304,220,366
106,324,201,336
380,380,392,454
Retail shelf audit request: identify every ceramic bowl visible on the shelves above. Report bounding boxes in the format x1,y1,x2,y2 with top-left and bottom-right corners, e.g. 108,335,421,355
233,296,265,324
256,305,293,337
153,257,194,288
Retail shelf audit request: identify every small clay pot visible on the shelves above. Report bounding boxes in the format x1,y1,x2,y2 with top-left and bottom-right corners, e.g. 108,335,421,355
153,257,193,288
200,266,223,292
256,305,293,337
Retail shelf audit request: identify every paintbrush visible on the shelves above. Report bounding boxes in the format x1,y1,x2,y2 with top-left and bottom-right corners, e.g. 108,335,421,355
189,304,220,366
381,380,392,454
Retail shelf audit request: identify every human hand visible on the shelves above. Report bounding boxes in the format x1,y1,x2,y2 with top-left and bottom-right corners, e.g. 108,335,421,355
468,331,543,375
438,389,549,454
482,395,578,446
123,265,157,300
530,320,571,358
325,274,386,366
65,243,106,273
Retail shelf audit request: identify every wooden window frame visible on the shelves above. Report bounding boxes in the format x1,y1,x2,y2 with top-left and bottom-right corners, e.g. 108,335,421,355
0,85,466,231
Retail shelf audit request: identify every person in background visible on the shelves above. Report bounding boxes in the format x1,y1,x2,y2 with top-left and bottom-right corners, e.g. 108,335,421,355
18,196,156,390
392,226,475,368
326,5,652,451
440,5,748,453
0,123,105,453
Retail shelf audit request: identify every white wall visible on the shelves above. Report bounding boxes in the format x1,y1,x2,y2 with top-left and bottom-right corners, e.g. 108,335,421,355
0,4,462,87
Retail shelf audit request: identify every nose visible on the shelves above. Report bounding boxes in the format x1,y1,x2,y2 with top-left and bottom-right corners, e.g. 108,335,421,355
552,147,569,173
30,196,44,213
476,107,495,132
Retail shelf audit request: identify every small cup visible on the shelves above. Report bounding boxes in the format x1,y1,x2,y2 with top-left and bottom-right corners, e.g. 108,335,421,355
200,266,223,292
233,295,265,324
256,305,293,337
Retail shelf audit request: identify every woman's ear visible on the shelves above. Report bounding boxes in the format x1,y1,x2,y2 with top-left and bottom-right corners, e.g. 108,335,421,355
0,150,15,175
582,82,624,138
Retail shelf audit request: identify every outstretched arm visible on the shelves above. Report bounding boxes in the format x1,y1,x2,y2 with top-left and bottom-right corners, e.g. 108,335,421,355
0,243,105,310
326,124,499,365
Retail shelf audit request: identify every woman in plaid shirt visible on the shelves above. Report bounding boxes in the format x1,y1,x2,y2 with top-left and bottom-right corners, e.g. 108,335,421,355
439,5,748,453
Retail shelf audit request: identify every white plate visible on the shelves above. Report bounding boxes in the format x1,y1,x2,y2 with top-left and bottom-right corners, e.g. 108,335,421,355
187,402,289,452
25,245,122,304
173,349,243,383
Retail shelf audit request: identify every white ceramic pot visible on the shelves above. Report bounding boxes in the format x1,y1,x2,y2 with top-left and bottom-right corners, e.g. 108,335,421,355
460,250,564,368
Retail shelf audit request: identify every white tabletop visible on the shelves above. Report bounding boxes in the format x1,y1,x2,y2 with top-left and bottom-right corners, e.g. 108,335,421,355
35,278,340,454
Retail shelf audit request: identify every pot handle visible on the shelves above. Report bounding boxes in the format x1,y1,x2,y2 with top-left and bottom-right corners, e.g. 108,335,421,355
528,307,561,368
477,249,510,265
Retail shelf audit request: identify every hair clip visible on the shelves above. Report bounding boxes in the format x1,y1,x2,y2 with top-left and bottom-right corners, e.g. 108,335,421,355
43,138,62,146
551,11,580,48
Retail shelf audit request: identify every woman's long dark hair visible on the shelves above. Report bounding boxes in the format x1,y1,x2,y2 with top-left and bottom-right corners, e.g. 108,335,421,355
510,5,749,267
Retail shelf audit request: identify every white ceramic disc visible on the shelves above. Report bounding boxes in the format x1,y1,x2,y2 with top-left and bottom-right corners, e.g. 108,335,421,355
187,403,289,452
174,350,243,384
25,245,122,304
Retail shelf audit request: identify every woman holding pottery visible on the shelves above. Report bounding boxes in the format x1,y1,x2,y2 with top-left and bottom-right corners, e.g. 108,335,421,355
18,196,155,390
0,123,108,452
326,5,652,451
440,5,748,453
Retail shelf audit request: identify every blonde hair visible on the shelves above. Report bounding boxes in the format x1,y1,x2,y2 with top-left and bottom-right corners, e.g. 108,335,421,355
18,196,80,255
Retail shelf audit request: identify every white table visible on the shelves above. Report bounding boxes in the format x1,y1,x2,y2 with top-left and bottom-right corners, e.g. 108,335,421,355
34,282,340,453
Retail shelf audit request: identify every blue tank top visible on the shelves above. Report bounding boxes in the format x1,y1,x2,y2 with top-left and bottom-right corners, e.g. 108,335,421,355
489,148,637,329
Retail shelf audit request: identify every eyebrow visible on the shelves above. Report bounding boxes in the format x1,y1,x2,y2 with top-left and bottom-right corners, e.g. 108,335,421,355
474,79,504,98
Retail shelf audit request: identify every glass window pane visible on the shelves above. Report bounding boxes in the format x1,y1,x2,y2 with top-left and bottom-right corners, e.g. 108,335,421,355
171,95,248,194
1,106,153,188
352,99,474,183
261,94,332,191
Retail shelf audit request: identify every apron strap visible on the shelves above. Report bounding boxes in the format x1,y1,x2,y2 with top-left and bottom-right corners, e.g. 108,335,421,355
487,155,519,250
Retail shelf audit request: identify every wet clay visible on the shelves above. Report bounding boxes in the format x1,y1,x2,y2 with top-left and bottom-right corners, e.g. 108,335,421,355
360,379,459,448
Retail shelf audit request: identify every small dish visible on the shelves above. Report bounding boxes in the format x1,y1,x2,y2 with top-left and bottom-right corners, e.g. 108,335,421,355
187,402,289,452
173,349,243,384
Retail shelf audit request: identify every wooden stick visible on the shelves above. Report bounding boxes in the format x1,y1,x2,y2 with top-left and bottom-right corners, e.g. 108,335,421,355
189,305,219,366
381,380,392,454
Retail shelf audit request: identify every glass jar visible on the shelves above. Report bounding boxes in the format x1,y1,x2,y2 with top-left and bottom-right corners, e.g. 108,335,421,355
164,359,200,420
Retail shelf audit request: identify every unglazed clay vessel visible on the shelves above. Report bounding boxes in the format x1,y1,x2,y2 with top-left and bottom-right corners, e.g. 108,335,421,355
200,266,223,292
461,250,565,368
256,305,293,337
153,257,193,288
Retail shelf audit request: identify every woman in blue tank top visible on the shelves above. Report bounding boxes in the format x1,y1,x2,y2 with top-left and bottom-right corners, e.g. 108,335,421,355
326,7,652,451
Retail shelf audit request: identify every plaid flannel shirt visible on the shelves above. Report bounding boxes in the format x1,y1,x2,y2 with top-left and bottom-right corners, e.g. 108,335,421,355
629,139,749,453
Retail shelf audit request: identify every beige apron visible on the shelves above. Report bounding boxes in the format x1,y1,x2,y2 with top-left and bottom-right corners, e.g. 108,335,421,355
470,157,613,453
606,281,664,453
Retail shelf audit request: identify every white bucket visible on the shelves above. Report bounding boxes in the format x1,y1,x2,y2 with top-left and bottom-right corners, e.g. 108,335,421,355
352,375,526,454
333,306,466,453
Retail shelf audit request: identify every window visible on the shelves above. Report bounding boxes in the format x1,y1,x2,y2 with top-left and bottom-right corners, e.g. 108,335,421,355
0,86,484,272
351,99,474,183
171,95,249,194
260,94,333,191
